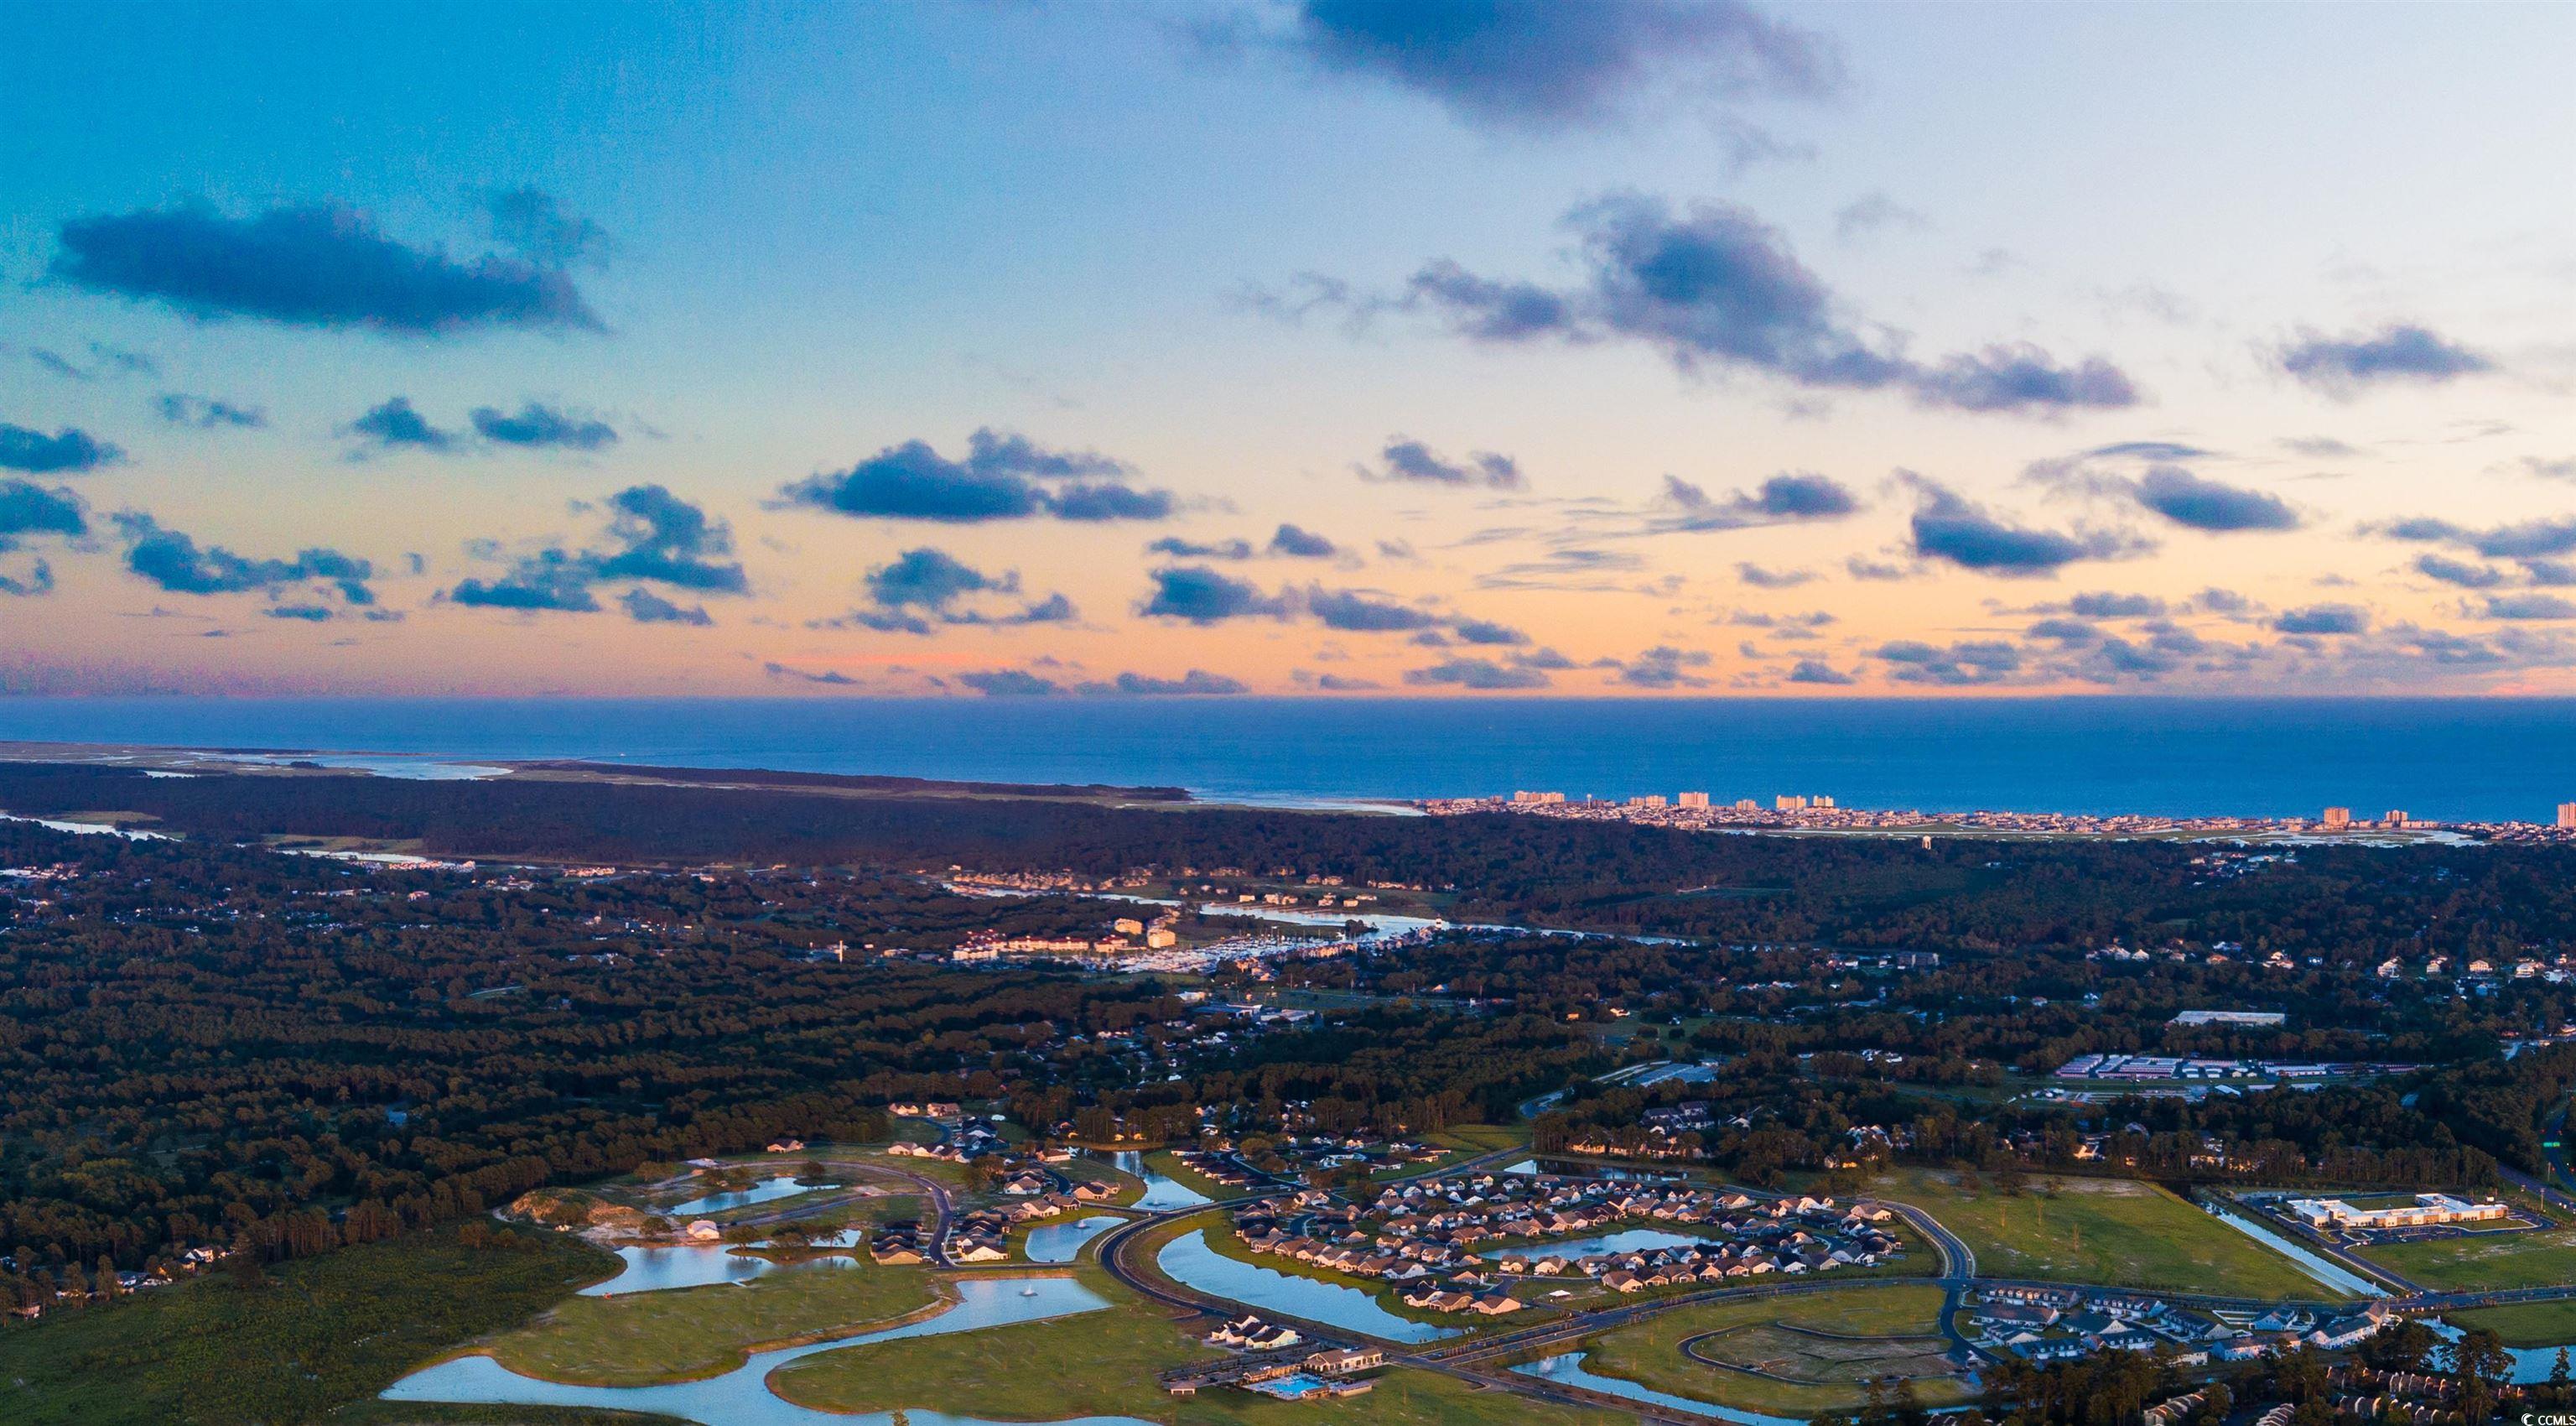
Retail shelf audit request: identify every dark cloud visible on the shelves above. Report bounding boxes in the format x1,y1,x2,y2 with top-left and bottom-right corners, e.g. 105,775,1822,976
157,393,266,429
53,203,600,335
349,398,458,453
1875,638,2023,686
1078,669,1249,696
481,187,608,268
1148,535,1254,559
1608,644,1713,688
1785,658,1853,684
618,588,712,626
1735,561,1815,589
0,480,88,553
450,549,600,612
958,669,1062,697
2066,591,2166,619
1908,480,2143,576
1512,647,1577,670
1312,673,1381,691
2414,554,2507,590
1360,436,1524,488
1655,470,1858,532
0,423,121,474
2027,617,2101,644
1404,657,1550,690
1138,565,1290,623
590,484,747,592
112,513,373,606
2087,441,2213,462
2194,587,2254,617
25,342,156,383
1282,0,1841,129
1451,617,1528,646
781,429,1170,523
1268,523,1339,558
1844,556,1910,581
2273,603,2368,635
2379,515,2576,562
2277,324,2494,394
2131,466,2301,533
1405,196,2138,414
1309,587,1441,632
266,604,333,622
823,547,1073,633
2483,594,2576,622
450,485,743,613
471,402,617,451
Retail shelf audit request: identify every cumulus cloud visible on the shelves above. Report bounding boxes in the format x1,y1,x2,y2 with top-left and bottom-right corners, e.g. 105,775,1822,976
2414,554,2508,589
52,202,600,335
958,669,1062,697
0,423,121,474
2129,466,2301,533
1735,561,1816,589
618,588,712,626
450,484,745,613
2273,603,2369,636
350,398,459,454
1607,644,1713,688
1273,0,1843,130
1405,657,1550,690
1907,478,2145,577
2277,323,2494,395
1138,565,1291,623
1078,669,1249,696
779,429,1171,523
2377,515,2576,563
1653,471,1857,533
1148,535,1255,559
2482,593,2576,622
2065,591,2166,619
1399,195,2138,414
1269,523,1339,558
1875,638,2023,686
471,402,617,450
0,481,88,565
156,393,266,429
1359,437,1524,488
1785,658,1854,684
112,512,374,612
1311,673,1382,691
1309,587,1441,632
1451,617,1529,646
819,547,1074,633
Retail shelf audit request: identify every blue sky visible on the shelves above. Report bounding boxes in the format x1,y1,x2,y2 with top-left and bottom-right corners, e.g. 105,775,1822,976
2,1,2571,695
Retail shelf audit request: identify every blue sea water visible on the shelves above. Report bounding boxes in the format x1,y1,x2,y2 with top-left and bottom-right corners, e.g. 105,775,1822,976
0,695,2571,824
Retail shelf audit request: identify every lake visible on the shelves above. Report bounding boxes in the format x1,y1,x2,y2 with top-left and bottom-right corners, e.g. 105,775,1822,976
1154,1229,1456,1343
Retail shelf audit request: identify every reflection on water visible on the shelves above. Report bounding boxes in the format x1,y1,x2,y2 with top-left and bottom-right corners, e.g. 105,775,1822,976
1155,1229,1456,1343
1480,1227,1710,1261
668,1175,827,1216
581,1243,781,1295
386,1277,1126,1426
1102,1150,1210,1210
1023,1215,1122,1264
1516,1351,1800,1426
1499,1157,1685,1182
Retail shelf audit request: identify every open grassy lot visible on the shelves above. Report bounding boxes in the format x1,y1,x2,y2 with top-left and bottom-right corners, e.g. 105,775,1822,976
2360,1193,2576,1292
477,1257,938,1387
1379,1123,1534,1179
1575,1281,1966,1418
1857,1168,2329,1299
1145,1148,1244,1201
2444,1298,2576,1349
769,1272,1625,1426
0,1226,618,1426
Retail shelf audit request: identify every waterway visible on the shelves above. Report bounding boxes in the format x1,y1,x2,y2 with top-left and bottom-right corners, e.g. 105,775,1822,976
1153,1229,1456,1343
667,1175,831,1216
1022,1215,1122,1264
579,1243,860,1296
1100,1150,1211,1211
1514,1351,1801,1426
1480,1228,1713,1261
1502,1158,1690,1183
2205,1205,2385,1298
384,1276,1130,1425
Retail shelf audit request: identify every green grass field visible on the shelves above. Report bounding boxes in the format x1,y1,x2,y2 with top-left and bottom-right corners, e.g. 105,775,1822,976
477,1257,938,1386
769,1270,1624,1426
1857,1168,2331,1298
1576,1282,1968,1417
2444,1298,2576,1349
2358,1191,2576,1292
0,1226,621,1426
1144,1148,1243,1202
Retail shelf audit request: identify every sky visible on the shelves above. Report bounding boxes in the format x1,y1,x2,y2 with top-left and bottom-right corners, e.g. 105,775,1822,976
1,0,2572,698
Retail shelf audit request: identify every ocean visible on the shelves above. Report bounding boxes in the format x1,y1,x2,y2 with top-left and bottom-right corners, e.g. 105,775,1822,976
0,696,2569,824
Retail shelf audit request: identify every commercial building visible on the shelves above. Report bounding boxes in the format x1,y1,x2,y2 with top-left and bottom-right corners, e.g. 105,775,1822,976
1678,791,1711,808
2286,1193,2508,1232
2322,807,2351,830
